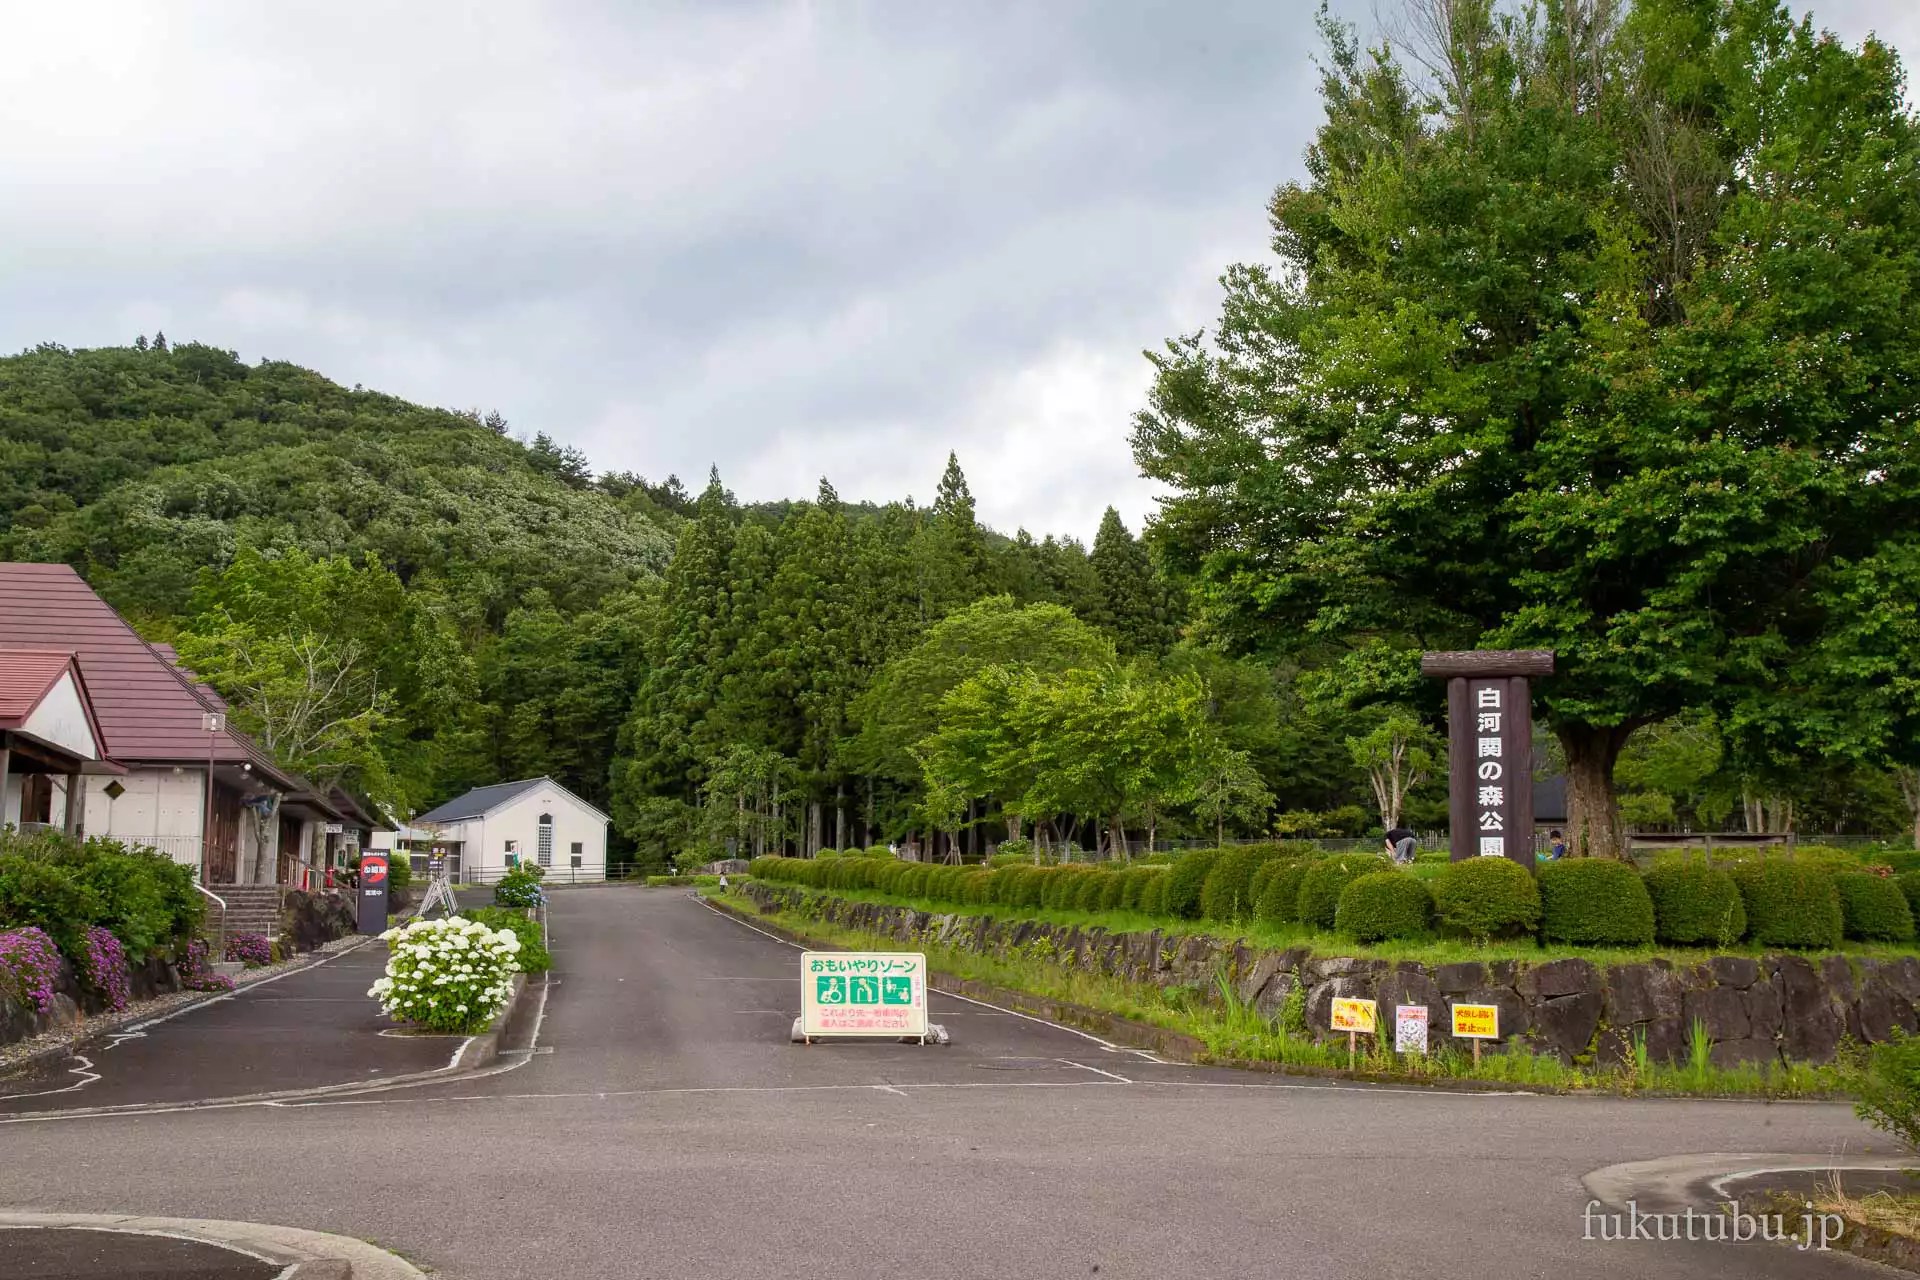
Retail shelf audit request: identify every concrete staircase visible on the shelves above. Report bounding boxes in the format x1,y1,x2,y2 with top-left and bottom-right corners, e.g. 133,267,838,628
205,884,284,949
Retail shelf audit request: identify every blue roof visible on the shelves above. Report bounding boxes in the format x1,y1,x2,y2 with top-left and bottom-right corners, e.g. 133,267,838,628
412,777,549,824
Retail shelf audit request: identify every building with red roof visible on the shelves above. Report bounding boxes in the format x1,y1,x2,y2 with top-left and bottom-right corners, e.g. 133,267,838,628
0,562,370,887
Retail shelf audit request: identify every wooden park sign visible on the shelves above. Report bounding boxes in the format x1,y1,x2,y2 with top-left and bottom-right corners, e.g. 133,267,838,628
1419,650,1553,870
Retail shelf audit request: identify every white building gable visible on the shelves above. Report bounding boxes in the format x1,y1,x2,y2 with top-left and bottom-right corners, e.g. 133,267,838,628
23,670,99,760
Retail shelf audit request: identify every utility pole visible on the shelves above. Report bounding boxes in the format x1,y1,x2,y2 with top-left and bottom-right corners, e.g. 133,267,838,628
202,711,224,881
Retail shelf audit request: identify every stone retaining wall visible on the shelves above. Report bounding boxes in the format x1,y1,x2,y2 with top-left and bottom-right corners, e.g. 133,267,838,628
744,881,1920,1066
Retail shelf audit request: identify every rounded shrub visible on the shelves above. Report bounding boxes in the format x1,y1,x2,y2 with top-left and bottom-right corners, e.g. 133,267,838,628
1248,859,1286,912
1163,849,1223,919
1139,870,1170,917
1095,872,1128,912
1255,860,1311,924
1120,866,1163,911
1296,855,1390,931
1537,859,1655,946
1898,870,1920,921
1012,867,1049,910
1836,873,1916,942
1733,862,1843,948
1644,863,1747,946
1069,871,1104,912
1333,872,1433,942
1432,858,1541,940
1200,848,1284,921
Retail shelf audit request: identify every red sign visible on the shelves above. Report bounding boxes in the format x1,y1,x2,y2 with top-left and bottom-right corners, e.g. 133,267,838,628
361,854,389,885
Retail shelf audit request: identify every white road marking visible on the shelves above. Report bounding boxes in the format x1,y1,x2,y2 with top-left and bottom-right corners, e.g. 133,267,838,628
0,1054,101,1102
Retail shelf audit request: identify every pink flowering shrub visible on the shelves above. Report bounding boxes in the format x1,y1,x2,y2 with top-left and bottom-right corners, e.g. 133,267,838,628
225,933,273,967
77,925,131,1012
178,938,234,993
0,926,61,1015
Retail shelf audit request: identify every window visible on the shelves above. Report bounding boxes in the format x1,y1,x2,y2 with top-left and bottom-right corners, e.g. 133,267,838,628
571,855,583,869
538,814,553,868
570,841,583,871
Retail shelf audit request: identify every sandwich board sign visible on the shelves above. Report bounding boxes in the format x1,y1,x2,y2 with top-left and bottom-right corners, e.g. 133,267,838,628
799,951,929,1042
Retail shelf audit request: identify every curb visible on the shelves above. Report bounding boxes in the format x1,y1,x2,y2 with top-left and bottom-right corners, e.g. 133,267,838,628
0,1210,426,1278
454,972,530,1071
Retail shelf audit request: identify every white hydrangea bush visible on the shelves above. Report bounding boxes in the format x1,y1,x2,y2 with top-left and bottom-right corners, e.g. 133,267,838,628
368,916,521,1034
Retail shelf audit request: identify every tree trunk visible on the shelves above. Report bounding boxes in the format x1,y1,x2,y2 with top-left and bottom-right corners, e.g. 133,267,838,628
1898,767,1920,851
1558,723,1633,860
835,782,845,851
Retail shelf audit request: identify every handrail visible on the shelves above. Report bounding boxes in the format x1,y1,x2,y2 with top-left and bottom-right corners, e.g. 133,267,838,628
197,881,228,953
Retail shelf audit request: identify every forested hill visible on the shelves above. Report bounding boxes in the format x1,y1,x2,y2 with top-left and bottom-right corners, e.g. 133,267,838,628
0,339,1267,857
0,339,676,626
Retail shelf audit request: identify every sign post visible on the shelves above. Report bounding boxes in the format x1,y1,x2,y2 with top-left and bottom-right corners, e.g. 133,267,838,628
357,852,389,935
794,951,947,1045
1331,997,1377,1070
1419,650,1554,869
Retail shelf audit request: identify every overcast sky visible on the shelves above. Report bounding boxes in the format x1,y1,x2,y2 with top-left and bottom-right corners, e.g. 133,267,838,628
3,2,1914,541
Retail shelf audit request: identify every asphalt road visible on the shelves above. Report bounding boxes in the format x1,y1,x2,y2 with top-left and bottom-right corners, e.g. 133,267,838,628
0,888,1904,1280
0,944,461,1113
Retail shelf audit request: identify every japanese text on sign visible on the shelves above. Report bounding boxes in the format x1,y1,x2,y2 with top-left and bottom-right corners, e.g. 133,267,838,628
1330,998,1377,1034
1473,682,1506,856
1395,1005,1429,1055
1451,1003,1500,1039
800,951,928,1039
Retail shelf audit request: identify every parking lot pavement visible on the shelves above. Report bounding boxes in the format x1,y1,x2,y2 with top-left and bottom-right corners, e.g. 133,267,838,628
0,942,466,1114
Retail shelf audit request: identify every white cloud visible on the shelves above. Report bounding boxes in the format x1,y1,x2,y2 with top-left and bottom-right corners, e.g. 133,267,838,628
2,0,1913,545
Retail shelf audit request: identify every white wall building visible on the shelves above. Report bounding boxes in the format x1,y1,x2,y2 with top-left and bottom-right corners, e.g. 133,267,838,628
404,776,608,884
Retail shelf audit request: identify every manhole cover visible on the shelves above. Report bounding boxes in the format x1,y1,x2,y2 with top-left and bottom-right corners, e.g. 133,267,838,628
973,1057,1058,1071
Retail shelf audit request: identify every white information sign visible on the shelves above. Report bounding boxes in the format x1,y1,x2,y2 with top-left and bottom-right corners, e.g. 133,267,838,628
1394,1004,1429,1055
800,951,929,1040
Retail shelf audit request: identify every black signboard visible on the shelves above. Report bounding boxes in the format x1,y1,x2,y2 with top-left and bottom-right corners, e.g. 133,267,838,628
358,853,389,934
1421,651,1554,871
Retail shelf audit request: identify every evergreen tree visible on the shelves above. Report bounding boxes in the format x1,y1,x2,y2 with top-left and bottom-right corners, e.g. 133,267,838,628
1088,507,1176,654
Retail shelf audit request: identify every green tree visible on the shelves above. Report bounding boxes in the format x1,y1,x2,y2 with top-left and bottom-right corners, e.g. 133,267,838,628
1133,0,1920,858
1088,507,1177,654
1345,708,1443,832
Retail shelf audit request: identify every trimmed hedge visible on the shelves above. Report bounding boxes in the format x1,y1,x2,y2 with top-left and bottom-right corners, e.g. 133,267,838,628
1644,863,1747,946
1200,848,1285,921
1255,860,1312,924
1537,859,1655,946
1139,871,1170,916
1120,866,1164,911
1248,860,1286,912
1334,872,1433,942
1836,874,1916,942
1734,862,1843,949
1297,855,1390,930
1163,849,1223,919
1432,858,1541,940
1899,870,1920,922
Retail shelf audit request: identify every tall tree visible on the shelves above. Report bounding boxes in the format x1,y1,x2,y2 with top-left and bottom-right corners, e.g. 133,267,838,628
1133,0,1920,857
1088,507,1177,654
